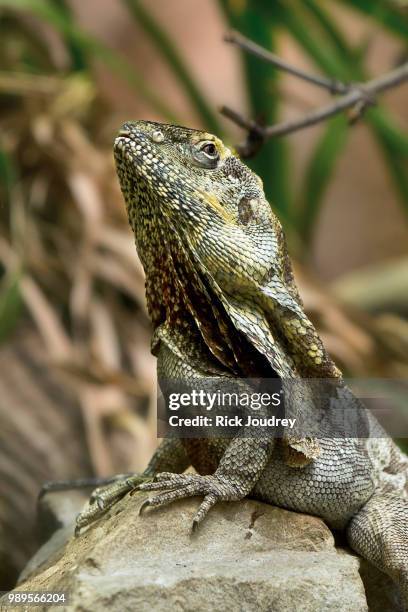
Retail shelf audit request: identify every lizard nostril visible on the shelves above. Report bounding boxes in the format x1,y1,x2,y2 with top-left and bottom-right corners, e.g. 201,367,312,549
152,130,164,143
118,128,131,138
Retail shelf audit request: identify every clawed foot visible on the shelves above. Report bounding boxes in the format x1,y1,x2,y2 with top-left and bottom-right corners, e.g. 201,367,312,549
137,472,240,532
75,473,150,535
75,472,240,535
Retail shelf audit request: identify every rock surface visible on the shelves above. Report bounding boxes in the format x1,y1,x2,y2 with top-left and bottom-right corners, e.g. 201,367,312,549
6,490,378,612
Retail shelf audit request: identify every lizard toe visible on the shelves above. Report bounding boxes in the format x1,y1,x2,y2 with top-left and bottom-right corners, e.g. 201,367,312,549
139,485,193,511
76,473,150,534
137,473,241,528
192,493,218,531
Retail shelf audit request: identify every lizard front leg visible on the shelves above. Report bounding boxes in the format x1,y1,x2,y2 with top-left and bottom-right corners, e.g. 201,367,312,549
138,436,274,530
75,438,190,533
347,493,408,610
142,339,276,529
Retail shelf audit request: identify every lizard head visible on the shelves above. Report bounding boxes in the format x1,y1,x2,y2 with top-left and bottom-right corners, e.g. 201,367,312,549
114,119,264,221
114,120,283,332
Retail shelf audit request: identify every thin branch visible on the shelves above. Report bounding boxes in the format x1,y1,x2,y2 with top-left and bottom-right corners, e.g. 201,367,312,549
220,43,408,157
220,107,264,135
225,30,349,95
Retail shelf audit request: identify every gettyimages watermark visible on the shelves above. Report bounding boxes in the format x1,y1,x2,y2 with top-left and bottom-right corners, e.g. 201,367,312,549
166,387,295,429
157,378,408,439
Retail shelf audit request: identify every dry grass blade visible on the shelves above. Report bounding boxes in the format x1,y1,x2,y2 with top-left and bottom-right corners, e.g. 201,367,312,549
20,276,73,360
90,299,121,369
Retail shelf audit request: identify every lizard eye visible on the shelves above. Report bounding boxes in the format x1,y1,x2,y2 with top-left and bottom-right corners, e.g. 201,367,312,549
192,141,220,169
201,142,218,158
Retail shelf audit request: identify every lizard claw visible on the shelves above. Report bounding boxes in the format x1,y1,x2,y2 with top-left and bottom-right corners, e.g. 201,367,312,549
138,499,151,515
137,473,239,528
75,473,151,534
95,497,105,510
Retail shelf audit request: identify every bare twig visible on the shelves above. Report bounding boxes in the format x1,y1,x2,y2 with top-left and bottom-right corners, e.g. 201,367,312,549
225,31,349,95
221,32,408,157
220,106,264,136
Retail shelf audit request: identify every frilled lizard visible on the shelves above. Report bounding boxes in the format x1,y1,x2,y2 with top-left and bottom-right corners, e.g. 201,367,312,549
62,121,407,606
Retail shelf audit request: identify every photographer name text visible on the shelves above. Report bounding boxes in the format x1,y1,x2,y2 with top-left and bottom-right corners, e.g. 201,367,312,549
167,414,296,428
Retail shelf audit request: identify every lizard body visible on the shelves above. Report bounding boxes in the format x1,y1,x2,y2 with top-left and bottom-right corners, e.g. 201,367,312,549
76,121,408,607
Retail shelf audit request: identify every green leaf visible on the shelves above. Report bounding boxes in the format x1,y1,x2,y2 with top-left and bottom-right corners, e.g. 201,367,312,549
0,146,16,196
0,270,24,343
0,0,179,121
264,1,408,227
49,0,89,71
340,0,408,41
396,439,408,454
370,113,408,215
273,4,353,80
302,0,371,72
303,0,353,61
123,0,221,134
299,115,349,245
220,0,293,219
368,107,408,158
360,107,408,217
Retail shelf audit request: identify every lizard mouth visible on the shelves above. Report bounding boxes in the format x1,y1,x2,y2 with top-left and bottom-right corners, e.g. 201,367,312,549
114,135,132,150
114,129,162,197
114,125,149,147
114,127,134,149
113,125,154,157
113,132,150,173
114,133,136,150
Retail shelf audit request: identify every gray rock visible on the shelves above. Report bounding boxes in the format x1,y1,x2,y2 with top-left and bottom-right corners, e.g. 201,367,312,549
19,491,88,585
37,490,89,543
11,491,373,612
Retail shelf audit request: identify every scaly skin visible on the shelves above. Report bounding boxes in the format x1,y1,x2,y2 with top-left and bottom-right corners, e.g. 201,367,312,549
75,121,408,607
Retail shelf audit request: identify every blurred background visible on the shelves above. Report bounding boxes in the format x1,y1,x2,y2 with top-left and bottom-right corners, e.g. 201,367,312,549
0,0,407,588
